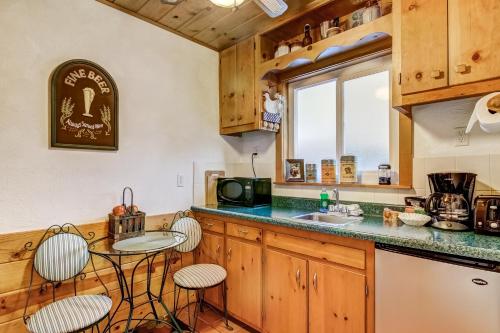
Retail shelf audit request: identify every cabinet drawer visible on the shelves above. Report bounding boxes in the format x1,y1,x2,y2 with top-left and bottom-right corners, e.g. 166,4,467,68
198,217,224,234
226,223,262,242
264,232,365,270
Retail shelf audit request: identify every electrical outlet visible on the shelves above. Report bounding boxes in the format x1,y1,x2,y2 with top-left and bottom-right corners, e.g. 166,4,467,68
455,127,469,146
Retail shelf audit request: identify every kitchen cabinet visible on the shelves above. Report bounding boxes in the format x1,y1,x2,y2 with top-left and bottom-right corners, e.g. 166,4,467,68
448,0,500,85
226,238,262,329
400,0,448,94
193,211,375,333
396,0,500,106
309,260,366,333
219,37,256,135
263,249,307,333
196,232,224,308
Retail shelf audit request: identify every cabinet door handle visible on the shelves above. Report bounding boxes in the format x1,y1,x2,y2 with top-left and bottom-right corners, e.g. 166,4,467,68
205,223,214,227
296,269,301,286
238,229,249,235
216,244,221,254
237,115,243,121
455,64,468,74
313,273,318,290
227,248,232,261
430,70,443,79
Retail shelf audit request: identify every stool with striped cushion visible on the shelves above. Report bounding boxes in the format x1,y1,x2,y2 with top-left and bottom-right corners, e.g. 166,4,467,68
23,224,112,333
169,212,232,332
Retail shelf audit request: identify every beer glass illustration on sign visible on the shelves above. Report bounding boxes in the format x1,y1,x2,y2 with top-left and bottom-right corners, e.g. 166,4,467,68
82,87,95,117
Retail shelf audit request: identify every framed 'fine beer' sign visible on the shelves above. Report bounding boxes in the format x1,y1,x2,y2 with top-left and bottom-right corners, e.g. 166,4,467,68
50,59,118,150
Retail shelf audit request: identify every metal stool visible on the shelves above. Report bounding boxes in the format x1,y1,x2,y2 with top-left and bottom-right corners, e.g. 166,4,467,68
168,211,232,333
23,224,111,333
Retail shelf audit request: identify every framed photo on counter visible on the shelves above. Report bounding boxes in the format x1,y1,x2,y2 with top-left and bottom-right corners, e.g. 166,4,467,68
285,159,305,182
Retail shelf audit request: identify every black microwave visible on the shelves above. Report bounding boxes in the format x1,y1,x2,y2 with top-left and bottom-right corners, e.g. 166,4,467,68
217,177,272,207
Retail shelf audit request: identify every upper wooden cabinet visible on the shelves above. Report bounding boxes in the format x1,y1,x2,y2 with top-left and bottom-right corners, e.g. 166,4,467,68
400,0,448,94
448,0,500,85
219,37,257,135
397,0,500,105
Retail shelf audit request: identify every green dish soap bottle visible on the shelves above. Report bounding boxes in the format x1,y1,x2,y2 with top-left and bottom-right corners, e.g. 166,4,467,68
320,188,329,213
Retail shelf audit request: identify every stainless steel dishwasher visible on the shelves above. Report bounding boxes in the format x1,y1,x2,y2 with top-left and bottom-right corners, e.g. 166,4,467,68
375,244,500,333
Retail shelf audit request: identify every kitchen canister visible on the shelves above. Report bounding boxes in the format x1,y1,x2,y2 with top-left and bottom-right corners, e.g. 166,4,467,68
306,164,318,183
378,164,392,185
340,155,358,183
321,159,336,184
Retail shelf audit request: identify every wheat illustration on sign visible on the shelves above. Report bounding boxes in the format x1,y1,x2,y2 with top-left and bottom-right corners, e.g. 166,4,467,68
60,97,75,130
100,105,112,135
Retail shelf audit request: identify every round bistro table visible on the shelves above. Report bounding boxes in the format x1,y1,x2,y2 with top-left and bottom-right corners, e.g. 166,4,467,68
89,230,187,333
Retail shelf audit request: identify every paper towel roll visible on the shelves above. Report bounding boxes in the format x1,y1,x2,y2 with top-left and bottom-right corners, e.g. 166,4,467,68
465,92,500,134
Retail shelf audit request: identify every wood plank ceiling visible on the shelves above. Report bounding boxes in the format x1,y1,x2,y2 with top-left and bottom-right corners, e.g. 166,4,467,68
96,0,330,51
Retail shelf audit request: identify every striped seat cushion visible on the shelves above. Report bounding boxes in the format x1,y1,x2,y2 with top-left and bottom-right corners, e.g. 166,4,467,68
26,295,112,333
174,264,227,289
170,217,202,253
34,233,89,282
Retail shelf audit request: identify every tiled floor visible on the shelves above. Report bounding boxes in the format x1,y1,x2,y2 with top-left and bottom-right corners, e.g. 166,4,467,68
176,304,252,333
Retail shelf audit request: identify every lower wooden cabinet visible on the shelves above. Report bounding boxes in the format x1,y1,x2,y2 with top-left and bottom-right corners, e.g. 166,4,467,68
193,212,374,333
309,260,367,333
226,238,262,329
263,249,307,333
197,232,225,308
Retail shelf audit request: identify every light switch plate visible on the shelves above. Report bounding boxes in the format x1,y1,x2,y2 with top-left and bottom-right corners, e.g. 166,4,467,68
176,174,184,187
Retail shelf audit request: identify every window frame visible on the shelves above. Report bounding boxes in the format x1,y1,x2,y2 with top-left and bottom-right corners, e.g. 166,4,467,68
286,55,399,180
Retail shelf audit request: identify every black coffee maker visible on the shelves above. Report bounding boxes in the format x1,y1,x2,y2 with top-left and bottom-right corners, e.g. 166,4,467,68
425,172,477,231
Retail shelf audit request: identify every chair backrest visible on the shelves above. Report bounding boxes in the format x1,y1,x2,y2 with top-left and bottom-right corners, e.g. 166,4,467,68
170,216,202,253
33,232,89,282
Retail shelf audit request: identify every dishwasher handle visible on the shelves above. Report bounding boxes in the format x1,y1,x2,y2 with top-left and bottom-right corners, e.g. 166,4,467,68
375,243,500,272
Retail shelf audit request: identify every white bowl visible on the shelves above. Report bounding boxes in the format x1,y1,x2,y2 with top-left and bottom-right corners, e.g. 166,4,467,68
398,213,431,227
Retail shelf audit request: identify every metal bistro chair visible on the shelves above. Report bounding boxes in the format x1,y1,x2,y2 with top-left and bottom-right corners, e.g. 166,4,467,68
23,224,112,333
168,211,232,332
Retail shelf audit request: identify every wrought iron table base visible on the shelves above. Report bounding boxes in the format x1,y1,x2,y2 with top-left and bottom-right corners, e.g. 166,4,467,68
92,247,183,333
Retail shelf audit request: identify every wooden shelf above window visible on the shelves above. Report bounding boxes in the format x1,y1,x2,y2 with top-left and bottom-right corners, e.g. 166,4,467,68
274,182,413,190
257,14,393,79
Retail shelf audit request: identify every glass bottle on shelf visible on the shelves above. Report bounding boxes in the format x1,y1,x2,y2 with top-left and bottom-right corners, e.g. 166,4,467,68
302,24,313,47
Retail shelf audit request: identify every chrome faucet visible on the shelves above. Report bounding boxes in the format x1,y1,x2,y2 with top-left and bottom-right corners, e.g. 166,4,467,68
332,188,340,212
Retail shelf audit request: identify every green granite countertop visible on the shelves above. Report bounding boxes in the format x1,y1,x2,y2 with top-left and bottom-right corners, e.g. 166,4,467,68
191,202,500,262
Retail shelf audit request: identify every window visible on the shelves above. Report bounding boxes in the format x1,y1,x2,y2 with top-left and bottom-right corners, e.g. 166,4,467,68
288,55,398,183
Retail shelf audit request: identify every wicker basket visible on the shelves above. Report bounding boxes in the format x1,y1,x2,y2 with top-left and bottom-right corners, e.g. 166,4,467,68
108,187,146,240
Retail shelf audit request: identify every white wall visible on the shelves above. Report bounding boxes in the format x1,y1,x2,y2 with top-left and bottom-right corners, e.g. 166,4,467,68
234,97,500,205
0,0,242,233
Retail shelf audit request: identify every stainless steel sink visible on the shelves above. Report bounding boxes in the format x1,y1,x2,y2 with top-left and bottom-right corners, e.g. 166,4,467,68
293,213,362,225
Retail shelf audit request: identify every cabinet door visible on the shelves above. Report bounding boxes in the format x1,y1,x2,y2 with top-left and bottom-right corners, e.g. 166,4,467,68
400,0,448,94
263,249,307,333
196,232,224,308
226,238,262,329
448,0,500,85
235,37,255,126
220,45,237,128
309,261,366,333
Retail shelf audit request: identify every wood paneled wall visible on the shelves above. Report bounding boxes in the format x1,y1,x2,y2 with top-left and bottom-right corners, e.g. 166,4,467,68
0,214,195,332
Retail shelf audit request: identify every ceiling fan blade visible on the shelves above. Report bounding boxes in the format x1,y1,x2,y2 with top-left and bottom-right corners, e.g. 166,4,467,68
160,0,182,4
253,0,288,18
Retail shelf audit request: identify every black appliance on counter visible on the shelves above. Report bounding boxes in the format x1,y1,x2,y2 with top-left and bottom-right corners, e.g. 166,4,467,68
217,177,271,207
474,195,500,235
425,172,477,231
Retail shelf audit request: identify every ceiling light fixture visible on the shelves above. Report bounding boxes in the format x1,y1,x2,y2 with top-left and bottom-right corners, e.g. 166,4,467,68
209,0,246,9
